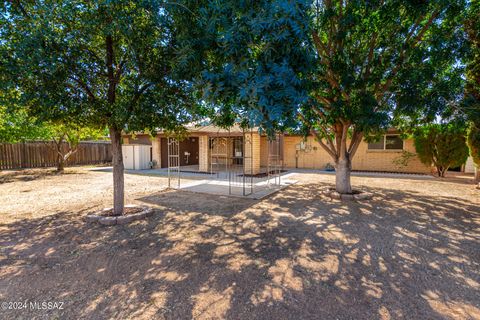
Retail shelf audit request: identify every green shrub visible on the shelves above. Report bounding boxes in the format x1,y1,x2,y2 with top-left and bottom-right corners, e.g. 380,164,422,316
414,123,469,177
467,123,480,169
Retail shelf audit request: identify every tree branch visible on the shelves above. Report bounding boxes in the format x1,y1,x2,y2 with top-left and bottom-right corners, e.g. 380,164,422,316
312,128,339,160
125,83,154,121
339,123,349,158
106,35,116,104
298,112,338,159
12,0,30,17
363,32,377,82
348,130,363,158
312,30,350,102
68,77,96,101
309,106,338,151
115,59,126,82
375,10,440,103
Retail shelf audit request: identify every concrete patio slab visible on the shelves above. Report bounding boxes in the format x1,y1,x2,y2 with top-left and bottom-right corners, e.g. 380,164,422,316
178,173,298,199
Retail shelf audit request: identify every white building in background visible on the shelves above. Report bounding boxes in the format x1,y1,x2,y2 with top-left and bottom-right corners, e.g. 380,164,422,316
122,144,152,170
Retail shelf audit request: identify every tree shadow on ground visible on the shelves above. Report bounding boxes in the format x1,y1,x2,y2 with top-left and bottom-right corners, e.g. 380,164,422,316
0,168,84,184
0,186,479,319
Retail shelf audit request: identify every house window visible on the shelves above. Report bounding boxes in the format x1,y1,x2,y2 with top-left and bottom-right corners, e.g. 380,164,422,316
368,135,404,150
385,135,403,150
367,138,384,150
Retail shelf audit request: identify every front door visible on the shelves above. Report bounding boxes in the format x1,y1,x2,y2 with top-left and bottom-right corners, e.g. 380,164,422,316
180,137,199,166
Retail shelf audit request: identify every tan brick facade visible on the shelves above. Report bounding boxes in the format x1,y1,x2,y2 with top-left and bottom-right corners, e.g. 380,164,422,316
260,136,268,167
352,138,430,173
124,131,431,174
244,133,261,174
151,136,161,168
198,135,210,172
272,135,431,174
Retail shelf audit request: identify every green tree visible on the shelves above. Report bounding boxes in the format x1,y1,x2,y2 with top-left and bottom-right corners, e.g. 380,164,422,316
467,123,480,182
2,1,198,215
0,105,104,171
413,123,469,177
0,104,51,143
186,0,312,130
191,1,466,194
0,97,104,172
300,1,466,193
464,1,480,183
46,123,106,172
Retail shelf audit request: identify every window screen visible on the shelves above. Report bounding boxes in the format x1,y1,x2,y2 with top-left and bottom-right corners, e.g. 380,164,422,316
368,137,385,150
385,135,403,150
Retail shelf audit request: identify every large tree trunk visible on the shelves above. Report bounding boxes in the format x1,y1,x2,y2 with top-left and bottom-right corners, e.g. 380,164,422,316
110,127,124,216
335,157,352,194
305,118,362,196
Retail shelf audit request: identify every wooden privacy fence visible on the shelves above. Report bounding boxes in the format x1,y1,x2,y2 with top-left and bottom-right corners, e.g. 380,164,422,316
0,141,112,170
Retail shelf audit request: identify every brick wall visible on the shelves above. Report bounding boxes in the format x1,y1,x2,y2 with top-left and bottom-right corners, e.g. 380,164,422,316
124,131,432,174
260,136,268,167
353,138,431,173
151,136,161,168
281,136,431,174
244,133,261,174
198,135,210,172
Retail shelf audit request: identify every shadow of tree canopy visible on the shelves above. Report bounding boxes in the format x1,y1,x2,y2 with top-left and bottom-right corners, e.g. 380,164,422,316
0,168,84,184
0,184,479,319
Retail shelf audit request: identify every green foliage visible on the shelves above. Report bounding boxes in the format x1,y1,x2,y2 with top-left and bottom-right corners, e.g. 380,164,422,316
1,0,205,212
0,100,104,144
1,0,200,132
303,0,467,136
47,123,105,172
462,1,480,144
464,0,480,123
462,2,480,171
48,123,105,146
184,0,312,132
413,123,469,177
0,104,51,143
187,1,466,150
467,123,480,167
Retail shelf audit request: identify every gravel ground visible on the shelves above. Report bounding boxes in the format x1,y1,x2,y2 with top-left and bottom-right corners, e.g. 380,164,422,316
0,167,177,224
0,167,479,319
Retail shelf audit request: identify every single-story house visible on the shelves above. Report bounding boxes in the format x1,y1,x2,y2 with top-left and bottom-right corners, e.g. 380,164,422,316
122,124,434,174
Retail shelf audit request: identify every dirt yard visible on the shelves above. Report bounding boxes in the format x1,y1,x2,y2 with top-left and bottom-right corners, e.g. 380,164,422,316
0,167,479,319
